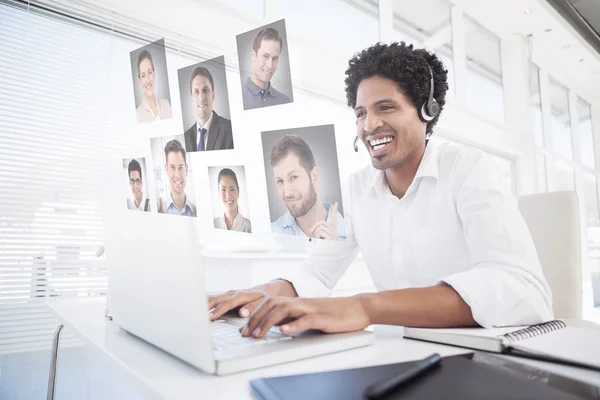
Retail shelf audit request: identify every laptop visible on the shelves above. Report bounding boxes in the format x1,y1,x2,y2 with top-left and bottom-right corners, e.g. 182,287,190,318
101,190,375,375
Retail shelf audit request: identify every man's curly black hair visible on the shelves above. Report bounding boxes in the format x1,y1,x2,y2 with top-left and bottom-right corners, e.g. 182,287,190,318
344,42,448,134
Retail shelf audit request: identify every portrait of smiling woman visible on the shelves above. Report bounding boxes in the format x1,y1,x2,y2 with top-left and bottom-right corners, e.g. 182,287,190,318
210,166,252,233
130,39,173,124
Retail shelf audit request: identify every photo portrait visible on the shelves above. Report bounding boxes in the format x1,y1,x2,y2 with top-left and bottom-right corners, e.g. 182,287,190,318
150,135,197,217
261,125,345,241
177,56,234,153
208,165,252,233
130,38,173,124
236,19,294,111
123,157,152,212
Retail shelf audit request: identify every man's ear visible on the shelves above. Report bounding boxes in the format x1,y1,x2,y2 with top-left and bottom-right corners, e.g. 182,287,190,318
185,164,189,174
251,49,257,62
311,166,319,186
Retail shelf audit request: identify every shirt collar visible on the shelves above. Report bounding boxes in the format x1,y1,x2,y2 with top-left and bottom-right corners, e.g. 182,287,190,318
278,202,334,229
245,77,277,98
369,139,440,192
141,96,158,112
166,192,192,213
196,111,213,133
219,212,242,224
133,196,147,210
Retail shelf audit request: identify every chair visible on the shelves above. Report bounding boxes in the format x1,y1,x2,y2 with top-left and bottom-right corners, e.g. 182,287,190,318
517,191,582,319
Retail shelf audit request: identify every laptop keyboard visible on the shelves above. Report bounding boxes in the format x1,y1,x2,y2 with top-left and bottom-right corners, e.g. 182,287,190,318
211,320,293,351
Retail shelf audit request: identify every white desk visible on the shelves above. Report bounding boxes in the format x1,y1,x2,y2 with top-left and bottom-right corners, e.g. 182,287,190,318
46,298,600,400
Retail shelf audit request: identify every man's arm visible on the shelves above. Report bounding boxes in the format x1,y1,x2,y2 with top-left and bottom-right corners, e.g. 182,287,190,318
240,283,476,339
358,283,477,327
442,151,553,327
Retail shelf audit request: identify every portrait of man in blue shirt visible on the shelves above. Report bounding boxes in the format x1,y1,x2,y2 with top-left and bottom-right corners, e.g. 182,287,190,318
241,27,292,110
158,139,197,217
269,135,344,240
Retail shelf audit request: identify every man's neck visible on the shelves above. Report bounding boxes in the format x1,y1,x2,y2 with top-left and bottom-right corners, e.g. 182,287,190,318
250,75,269,90
296,200,328,237
134,196,143,208
171,191,187,211
385,143,426,199
224,209,239,228
196,111,212,128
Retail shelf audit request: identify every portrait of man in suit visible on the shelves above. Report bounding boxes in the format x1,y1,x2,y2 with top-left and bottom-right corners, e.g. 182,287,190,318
183,66,234,153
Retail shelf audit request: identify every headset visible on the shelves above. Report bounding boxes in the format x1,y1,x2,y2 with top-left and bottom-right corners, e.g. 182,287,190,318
354,63,439,152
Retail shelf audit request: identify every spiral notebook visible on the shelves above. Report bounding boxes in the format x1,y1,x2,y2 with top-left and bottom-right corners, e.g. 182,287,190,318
404,320,600,370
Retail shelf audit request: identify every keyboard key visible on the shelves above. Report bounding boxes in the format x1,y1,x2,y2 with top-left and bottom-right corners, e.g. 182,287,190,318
211,321,292,350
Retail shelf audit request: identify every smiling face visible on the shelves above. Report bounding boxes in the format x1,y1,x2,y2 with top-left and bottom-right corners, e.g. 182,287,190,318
219,175,239,213
251,39,281,87
129,170,143,202
138,58,155,98
165,151,188,196
191,75,214,122
273,153,318,218
354,75,427,171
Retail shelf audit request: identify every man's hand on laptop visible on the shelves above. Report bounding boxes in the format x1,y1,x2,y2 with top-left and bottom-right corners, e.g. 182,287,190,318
208,279,297,321
239,296,371,338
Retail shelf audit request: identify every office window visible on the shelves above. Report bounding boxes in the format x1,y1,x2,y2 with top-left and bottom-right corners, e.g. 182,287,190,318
548,77,573,159
280,0,378,58
531,65,544,147
536,154,547,192
583,173,600,255
578,97,595,169
464,16,505,123
392,0,454,100
583,173,600,312
550,161,575,191
0,3,203,353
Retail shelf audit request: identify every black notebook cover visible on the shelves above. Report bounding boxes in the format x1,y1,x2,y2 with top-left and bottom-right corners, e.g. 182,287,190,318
251,353,600,400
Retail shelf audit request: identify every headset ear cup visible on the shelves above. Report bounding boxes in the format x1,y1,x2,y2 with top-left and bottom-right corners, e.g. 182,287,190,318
428,98,440,118
420,103,435,123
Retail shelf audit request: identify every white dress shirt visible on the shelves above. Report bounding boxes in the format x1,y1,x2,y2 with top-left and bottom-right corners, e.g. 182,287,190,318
196,113,213,150
213,212,252,233
127,197,150,212
282,140,553,328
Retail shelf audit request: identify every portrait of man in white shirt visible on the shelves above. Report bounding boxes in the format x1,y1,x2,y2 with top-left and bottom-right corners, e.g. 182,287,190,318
125,158,151,212
209,42,553,338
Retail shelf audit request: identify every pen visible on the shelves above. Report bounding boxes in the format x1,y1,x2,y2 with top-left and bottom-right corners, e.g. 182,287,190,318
364,353,442,399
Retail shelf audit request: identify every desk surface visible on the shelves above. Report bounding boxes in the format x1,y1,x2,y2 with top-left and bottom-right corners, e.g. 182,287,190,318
47,298,600,400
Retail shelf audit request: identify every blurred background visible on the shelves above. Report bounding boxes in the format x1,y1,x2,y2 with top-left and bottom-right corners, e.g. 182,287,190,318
1,0,600,398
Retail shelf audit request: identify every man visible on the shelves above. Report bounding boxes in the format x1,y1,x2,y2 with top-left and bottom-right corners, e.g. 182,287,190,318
126,159,151,212
209,42,552,338
158,139,197,217
269,135,345,240
184,66,234,152
242,27,292,110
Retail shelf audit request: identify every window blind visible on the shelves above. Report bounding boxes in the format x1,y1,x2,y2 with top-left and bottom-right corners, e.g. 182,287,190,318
0,2,149,353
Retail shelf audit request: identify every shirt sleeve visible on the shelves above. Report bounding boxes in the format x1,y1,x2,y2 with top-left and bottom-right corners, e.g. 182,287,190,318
441,151,554,328
278,180,360,298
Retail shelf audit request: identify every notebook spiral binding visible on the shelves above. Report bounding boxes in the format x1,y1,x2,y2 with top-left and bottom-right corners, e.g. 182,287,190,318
502,320,567,342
